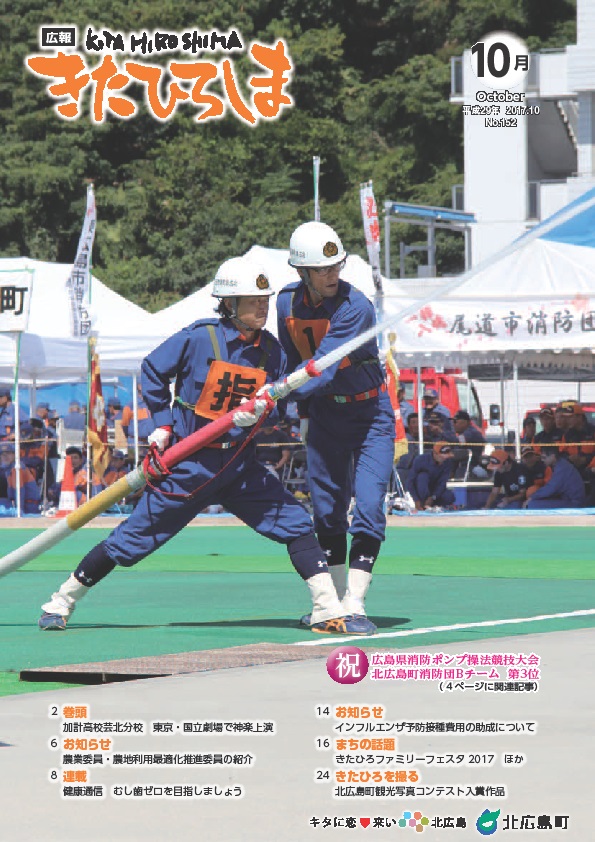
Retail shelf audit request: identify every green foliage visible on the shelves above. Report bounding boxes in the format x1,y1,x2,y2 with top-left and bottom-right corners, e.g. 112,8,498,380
0,0,577,308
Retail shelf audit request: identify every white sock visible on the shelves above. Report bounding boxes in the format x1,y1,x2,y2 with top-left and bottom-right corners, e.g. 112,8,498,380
41,574,90,617
328,563,346,601
306,572,345,624
342,568,373,616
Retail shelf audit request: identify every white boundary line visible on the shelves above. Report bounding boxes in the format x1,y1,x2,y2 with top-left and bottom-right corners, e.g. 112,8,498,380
293,609,595,646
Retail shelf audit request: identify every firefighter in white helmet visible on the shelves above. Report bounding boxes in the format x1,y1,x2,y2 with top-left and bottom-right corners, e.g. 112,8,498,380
277,222,395,635
39,256,372,636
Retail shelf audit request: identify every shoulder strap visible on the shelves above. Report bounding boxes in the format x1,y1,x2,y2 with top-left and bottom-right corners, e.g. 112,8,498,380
257,334,272,369
206,324,222,361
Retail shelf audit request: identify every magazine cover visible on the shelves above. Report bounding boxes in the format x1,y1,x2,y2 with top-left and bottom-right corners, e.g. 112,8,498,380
1,1,594,839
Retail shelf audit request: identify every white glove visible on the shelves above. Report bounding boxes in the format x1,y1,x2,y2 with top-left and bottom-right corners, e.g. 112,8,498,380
147,426,172,452
233,397,268,428
299,418,309,445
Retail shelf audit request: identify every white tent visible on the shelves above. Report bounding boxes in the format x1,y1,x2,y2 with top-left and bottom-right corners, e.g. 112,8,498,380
0,257,159,380
383,188,595,375
150,245,378,337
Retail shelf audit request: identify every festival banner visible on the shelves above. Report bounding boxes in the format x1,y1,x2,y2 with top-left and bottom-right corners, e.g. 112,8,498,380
385,333,409,460
359,180,383,295
87,338,110,480
66,183,95,337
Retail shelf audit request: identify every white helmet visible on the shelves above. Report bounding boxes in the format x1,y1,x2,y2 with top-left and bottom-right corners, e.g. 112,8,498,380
212,257,274,298
288,221,346,268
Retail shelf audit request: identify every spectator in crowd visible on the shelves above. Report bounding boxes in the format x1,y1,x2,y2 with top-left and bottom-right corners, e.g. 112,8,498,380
453,409,486,478
104,449,129,487
422,387,454,434
253,423,292,479
122,382,156,445
64,446,104,505
526,448,586,509
20,418,56,486
63,400,86,431
520,416,537,445
106,397,124,435
397,386,415,427
484,449,530,509
406,442,456,510
0,441,13,499
0,388,27,440
534,406,560,454
47,409,60,436
424,411,457,448
521,446,551,501
396,413,420,469
554,403,572,438
559,403,595,474
0,441,40,513
394,413,421,496
35,402,56,436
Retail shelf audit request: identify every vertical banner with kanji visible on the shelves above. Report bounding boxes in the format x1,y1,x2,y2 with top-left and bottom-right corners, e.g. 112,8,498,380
66,183,95,337
360,180,383,296
385,332,408,461
87,338,110,482
360,180,384,346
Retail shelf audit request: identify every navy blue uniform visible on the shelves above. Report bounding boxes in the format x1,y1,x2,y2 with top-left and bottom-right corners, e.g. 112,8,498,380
277,280,394,547
406,452,455,507
104,318,315,567
527,457,586,509
63,411,86,431
0,401,27,439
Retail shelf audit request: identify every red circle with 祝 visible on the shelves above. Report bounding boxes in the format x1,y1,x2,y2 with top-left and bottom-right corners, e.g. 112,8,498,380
326,647,369,684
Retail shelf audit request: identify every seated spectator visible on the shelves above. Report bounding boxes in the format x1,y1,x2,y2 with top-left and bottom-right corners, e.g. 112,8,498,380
520,416,537,444
106,397,123,431
521,446,551,500
0,441,13,499
534,406,561,452
47,409,60,436
20,418,56,485
526,448,586,509
0,388,27,440
35,402,57,438
424,411,457,448
397,386,415,427
63,400,86,431
484,449,529,509
559,403,595,473
0,441,40,513
253,423,292,479
554,403,572,439
452,409,486,478
104,449,129,486
422,388,454,436
122,383,156,445
395,413,420,479
66,446,104,505
406,442,456,510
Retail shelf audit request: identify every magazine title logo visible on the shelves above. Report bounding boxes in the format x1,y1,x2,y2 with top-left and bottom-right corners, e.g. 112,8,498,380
26,26,293,125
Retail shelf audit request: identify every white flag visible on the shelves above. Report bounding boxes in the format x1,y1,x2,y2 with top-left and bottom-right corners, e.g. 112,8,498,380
360,180,383,295
66,183,96,337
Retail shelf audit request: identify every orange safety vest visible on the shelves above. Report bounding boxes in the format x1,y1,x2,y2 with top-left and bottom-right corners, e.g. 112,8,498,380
176,324,270,421
284,290,352,369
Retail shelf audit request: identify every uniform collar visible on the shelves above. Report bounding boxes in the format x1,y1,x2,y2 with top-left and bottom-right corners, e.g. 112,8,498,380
220,317,262,347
